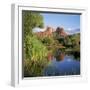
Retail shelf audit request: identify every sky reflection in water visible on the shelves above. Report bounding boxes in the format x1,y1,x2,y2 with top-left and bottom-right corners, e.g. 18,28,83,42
44,55,80,76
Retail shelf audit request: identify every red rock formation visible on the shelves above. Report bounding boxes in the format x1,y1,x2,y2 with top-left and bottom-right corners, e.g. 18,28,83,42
44,26,53,37
35,26,67,38
36,26,54,38
56,27,67,37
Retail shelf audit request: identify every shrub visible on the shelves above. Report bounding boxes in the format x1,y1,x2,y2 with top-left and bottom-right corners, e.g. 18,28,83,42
24,35,49,77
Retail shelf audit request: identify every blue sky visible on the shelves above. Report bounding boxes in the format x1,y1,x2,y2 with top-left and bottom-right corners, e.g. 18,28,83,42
40,13,80,31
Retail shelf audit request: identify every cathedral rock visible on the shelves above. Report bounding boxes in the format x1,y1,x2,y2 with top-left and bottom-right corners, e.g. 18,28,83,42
56,27,67,37
36,26,54,37
35,26,67,38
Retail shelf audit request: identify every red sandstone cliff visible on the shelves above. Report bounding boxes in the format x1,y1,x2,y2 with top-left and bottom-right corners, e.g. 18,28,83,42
35,26,67,38
36,26,54,37
56,27,67,37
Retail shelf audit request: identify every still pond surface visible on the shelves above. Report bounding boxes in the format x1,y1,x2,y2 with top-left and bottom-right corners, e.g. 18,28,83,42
44,54,80,76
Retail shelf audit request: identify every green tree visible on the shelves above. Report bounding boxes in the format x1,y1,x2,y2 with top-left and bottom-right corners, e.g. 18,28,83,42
22,11,49,76
22,11,44,59
22,10,44,37
41,37,54,45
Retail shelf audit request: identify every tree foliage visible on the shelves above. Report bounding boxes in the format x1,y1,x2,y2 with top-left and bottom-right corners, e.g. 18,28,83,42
23,11,49,77
22,11,44,37
24,35,48,60
23,10,45,59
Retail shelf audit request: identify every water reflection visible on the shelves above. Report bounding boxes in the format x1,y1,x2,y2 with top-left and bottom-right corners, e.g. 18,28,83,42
55,49,65,61
44,49,80,76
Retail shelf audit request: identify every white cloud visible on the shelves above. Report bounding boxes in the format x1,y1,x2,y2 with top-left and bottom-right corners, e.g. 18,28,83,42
67,28,72,31
33,27,46,32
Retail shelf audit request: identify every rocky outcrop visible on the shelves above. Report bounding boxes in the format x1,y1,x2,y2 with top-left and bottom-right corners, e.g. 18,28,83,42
56,27,67,37
36,26,67,38
36,26,54,37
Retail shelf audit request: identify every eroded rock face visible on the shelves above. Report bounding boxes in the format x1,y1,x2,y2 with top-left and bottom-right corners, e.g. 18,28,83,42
56,27,67,37
36,26,54,37
35,26,67,38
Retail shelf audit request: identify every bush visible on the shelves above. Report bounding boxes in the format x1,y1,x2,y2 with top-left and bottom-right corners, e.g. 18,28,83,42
24,35,49,77
41,37,54,45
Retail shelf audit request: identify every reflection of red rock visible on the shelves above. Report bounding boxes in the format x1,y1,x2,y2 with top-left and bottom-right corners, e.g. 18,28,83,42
58,53,64,60
56,52,65,61
56,27,67,37
47,53,53,61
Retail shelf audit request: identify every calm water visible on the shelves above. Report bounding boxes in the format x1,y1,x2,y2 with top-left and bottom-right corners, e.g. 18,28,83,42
44,55,80,76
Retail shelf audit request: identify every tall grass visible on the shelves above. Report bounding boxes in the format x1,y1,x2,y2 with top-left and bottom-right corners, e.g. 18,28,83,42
24,35,49,77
